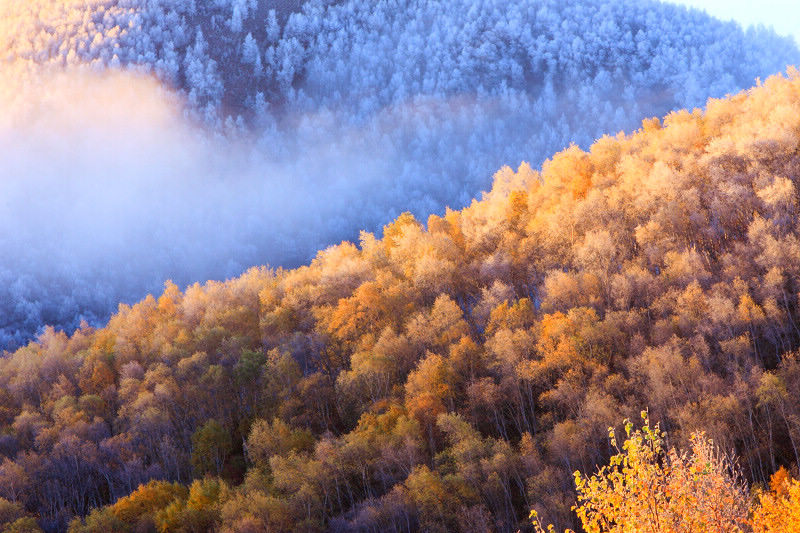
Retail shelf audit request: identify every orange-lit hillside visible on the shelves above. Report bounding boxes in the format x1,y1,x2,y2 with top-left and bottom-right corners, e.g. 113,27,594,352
2,0,798,354
1,70,800,532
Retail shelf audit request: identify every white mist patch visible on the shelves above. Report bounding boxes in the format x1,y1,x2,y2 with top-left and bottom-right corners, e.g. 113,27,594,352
0,71,396,348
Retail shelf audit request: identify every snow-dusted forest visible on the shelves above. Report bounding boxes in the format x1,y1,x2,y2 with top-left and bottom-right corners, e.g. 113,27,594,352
0,0,798,348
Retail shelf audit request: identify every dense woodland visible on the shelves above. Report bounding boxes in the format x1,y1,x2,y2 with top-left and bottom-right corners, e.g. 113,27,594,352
0,70,799,531
2,0,799,349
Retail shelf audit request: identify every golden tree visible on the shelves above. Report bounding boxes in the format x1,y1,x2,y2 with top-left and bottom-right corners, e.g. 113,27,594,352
533,413,749,533
752,467,800,533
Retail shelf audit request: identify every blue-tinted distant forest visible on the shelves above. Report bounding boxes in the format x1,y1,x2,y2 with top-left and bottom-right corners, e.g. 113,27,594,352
0,0,797,349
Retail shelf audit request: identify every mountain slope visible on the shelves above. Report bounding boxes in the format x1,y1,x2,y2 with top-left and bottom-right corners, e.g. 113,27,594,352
1,0,798,349
1,69,799,532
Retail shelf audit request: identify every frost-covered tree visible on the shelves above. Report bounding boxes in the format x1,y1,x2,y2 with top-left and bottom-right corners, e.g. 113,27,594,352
0,0,798,347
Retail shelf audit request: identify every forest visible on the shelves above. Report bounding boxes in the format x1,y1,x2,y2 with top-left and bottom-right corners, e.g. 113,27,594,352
0,68,799,531
1,0,799,350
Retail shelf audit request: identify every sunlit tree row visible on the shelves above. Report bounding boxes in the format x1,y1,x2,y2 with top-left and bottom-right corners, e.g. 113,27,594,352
2,0,798,349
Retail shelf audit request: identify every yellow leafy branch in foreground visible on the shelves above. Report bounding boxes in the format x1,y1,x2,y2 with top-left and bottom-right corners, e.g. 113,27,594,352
534,412,751,533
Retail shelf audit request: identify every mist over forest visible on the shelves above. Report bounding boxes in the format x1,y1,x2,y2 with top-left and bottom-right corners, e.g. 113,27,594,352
1,0,798,349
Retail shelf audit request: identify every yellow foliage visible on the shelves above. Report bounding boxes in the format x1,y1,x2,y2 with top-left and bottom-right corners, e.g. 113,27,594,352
752,469,800,533
535,414,749,533
111,480,187,525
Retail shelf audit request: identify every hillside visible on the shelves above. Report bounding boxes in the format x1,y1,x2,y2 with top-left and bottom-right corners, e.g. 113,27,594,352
1,0,799,349
0,69,799,532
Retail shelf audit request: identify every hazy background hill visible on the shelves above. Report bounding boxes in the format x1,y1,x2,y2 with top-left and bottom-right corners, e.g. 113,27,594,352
0,0,798,349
